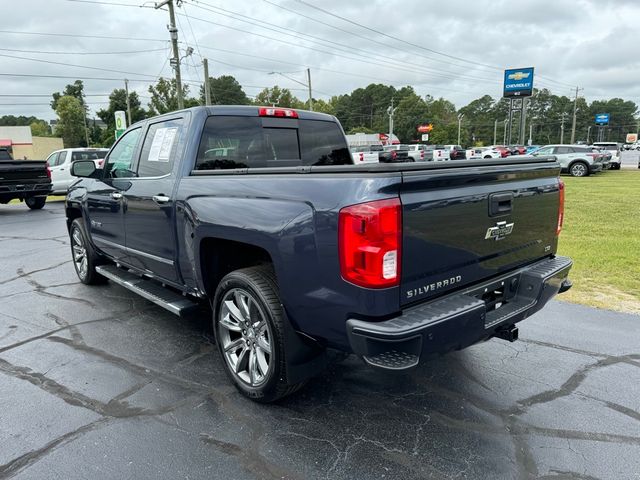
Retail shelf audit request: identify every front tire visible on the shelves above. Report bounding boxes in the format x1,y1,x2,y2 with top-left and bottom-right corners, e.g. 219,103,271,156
569,161,589,177
213,266,306,403
25,196,46,210
69,218,106,285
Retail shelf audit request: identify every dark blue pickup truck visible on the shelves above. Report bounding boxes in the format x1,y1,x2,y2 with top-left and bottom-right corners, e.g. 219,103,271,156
66,106,572,402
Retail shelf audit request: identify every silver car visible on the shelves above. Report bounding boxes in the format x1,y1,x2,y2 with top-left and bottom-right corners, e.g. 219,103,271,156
532,144,603,177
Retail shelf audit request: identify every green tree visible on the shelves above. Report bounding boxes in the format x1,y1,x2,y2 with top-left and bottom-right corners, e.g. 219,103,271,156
29,120,50,137
394,91,429,143
200,75,250,105
54,96,86,147
51,80,87,113
346,125,376,134
0,115,44,126
96,88,147,147
148,77,198,115
311,98,336,115
254,85,304,108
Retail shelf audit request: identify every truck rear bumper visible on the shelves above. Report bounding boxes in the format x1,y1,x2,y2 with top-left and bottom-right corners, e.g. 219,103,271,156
346,256,572,370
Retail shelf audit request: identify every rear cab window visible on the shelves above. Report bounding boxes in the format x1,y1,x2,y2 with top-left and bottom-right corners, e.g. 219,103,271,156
194,116,351,170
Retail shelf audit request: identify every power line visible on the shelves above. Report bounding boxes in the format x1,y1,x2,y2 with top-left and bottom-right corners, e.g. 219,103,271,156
285,0,577,89
0,47,168,55
184,1,503,86
179,10,504,88
294,0,502,72
0,93,113,97
0,53,163,79
64,0,156,8
0,30,168,42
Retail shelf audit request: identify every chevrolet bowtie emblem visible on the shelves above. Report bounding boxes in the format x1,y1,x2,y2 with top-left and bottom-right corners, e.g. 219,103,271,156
485,221,514,241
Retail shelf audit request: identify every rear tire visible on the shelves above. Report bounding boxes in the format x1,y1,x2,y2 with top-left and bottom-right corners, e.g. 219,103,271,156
569,161,589,177
69,218,107,285
25,196,46,210
213,266,307,403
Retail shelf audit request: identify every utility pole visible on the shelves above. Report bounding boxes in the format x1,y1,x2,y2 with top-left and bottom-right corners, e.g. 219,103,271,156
529,123,533,146
203,58,211,106
387,98,397,145
503,119,508,144
560,113,566,144
124,78,132,126
587,126,592,144
493,119,498,145
155,0,184,110
457,113,464,145
306,68,313,111
519,98,527,145
570,86,582,144
81,97,90,146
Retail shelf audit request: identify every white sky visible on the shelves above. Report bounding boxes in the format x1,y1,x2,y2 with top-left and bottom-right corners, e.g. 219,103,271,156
1,0,639,121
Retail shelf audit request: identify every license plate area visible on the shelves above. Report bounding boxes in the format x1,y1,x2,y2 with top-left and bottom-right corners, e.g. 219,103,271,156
474,275,519,314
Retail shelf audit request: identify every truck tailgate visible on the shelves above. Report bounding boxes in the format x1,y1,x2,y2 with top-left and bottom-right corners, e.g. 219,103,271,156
400,161,561,306
0,161,49,183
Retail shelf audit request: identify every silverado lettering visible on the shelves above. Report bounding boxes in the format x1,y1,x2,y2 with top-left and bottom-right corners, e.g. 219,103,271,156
406,275,463,299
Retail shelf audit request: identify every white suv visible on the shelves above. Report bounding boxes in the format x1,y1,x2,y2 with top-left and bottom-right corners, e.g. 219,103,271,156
46,148,108,194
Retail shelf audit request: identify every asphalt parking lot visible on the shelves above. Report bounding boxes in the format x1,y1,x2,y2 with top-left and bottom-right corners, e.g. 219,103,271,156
1,201,639,480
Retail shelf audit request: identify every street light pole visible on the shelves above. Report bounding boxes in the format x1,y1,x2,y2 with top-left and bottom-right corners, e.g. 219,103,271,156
457,113,464,145
493,119,498,146
503,119,508,145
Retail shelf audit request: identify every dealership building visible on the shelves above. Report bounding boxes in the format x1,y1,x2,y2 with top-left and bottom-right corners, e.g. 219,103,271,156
0,126,63,160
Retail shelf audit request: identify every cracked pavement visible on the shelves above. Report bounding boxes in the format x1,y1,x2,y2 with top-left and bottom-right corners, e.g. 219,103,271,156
1,201,639,480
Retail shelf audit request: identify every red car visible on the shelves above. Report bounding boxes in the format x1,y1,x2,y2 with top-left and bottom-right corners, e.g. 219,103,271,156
487,145,511,158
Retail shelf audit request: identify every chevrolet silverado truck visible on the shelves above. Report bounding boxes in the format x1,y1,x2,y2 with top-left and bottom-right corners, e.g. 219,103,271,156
0,147,52,209
65,106,572,402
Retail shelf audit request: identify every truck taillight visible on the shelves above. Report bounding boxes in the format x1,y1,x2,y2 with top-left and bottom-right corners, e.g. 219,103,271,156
258,107,298,118
45,161,51,179
557,180,565,236
391,150,397,160
359,152,364,163
420,150,424,160
338,198,402,288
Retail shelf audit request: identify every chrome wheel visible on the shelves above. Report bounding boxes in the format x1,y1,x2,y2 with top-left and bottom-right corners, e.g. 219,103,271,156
218,288,273,387
570,162,587,177
71,227,88,280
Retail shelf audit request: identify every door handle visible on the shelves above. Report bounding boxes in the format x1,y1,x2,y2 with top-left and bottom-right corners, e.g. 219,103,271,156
152,195,170,204
111,192,123,200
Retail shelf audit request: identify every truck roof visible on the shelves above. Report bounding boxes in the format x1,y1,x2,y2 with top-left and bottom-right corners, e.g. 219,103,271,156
134,106,338,126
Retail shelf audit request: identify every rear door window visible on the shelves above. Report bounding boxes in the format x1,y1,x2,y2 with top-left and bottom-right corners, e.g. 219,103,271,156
195,116,350,170
138,118,183,177
554,147,572,154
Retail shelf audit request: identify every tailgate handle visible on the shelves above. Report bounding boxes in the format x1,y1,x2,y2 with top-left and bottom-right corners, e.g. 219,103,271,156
489,192,513,216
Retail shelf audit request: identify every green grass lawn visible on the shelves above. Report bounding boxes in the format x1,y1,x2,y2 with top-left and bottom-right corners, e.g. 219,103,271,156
558,169,640,314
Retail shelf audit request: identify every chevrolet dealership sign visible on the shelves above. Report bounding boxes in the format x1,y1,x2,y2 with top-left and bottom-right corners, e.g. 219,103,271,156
503,67,534,97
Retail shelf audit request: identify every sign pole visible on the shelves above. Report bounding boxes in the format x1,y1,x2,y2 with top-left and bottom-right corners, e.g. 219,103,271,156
507,98,514,145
